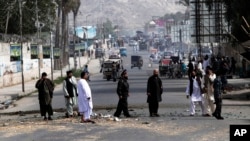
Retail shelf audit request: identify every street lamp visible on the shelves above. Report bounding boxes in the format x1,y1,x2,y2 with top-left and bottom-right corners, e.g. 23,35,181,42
19,0,25,92
86,14,91,26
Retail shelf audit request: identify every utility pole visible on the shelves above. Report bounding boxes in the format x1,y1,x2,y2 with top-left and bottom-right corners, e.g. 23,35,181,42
50,31,53,81
5,5,10,36
19,0,25,92
48,7,53,81
35,0,41,78
179,29,182,60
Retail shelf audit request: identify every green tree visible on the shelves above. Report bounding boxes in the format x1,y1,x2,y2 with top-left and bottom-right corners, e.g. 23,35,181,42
96,19,115,40
0,0,57,35
103,19,114,38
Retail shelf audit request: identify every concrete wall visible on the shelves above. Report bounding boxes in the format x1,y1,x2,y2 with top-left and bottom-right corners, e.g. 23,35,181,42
0,42,51,88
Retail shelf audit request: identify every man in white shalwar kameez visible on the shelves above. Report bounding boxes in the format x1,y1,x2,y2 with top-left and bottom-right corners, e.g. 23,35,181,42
186,70,205,116
77,71,94,123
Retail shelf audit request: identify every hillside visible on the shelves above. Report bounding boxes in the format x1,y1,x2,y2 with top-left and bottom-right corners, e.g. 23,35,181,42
69,0,186,35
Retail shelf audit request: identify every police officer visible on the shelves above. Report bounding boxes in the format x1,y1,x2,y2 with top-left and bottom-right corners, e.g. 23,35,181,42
114,70,131,117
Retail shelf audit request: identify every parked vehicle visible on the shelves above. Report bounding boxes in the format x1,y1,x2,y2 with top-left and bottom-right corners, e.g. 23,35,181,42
119,47,127,57
131,55,143,69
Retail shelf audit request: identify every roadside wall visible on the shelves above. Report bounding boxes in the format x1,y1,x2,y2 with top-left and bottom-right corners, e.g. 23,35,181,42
0,42,51,88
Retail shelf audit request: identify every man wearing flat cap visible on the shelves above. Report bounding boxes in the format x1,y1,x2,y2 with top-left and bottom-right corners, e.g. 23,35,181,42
114,69,131,117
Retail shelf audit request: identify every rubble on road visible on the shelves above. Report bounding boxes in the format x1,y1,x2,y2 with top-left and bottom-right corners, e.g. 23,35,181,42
0,96,14,110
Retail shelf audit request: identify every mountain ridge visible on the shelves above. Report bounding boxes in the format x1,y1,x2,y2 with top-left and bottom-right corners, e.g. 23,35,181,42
70,0,186,34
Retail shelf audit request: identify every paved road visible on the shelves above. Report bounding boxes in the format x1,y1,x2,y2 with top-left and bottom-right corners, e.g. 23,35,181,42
0,45,250,141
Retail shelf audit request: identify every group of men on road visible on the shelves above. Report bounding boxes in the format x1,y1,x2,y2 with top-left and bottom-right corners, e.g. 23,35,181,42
62,66,94,123
35,68,94,123
114,69,163,118
35,68,164,122
186,55,227,120
35,54,227,122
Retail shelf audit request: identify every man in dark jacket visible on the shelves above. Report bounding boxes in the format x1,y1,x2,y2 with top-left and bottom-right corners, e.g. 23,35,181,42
35,72,55,120
63,70,78,118
213,70,224,120
147,69,163,117
114,70,131,117
187,60,194,79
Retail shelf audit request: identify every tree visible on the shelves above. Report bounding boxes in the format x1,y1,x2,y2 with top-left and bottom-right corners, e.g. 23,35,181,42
175,0,190,20
103,19,114,39
71,0,81,40
58,0,81,66
222,0,250,42
71,0,81,70
0,0,56,35
176,0,189,7
96,19,115,40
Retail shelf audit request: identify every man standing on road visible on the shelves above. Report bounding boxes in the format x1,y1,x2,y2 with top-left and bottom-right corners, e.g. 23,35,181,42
212,70,224,120
63,70,78,118
187,60,194,79
35,72,55,120
147,69,163,117
77,71,95,123
114,70,131,118
203,67,216,116
186,70,205,116
83,65,90,81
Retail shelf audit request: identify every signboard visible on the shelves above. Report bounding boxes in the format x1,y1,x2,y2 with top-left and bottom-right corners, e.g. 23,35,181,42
43,46,50,58
75,43,85,50
10,44,21,61
31,44,38,59
53,48,60,59
75,26,97,39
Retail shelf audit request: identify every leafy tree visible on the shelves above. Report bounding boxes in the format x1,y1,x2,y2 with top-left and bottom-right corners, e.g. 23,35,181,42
176,0,189,6
0,0,57,35
96,19,115,39
57,0,81,66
